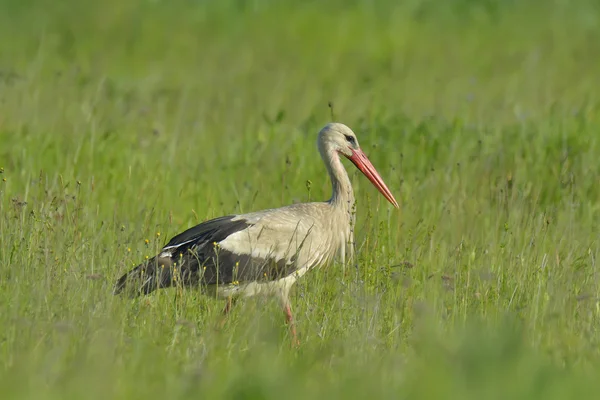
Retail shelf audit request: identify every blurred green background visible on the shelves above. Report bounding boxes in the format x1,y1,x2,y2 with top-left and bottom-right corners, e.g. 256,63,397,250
1,0,600,399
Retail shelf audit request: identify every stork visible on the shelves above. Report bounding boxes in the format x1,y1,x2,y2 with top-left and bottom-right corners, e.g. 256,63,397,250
113,122,399,345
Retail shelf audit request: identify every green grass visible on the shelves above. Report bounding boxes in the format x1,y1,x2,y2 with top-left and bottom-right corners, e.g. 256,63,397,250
2,0,600,398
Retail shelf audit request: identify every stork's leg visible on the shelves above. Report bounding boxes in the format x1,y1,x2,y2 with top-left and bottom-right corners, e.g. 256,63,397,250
216,296,235,330
277,288,300,347
283,303,300,347
223,296,234,315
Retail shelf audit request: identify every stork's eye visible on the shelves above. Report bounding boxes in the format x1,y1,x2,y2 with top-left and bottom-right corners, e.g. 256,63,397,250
344,135,356,145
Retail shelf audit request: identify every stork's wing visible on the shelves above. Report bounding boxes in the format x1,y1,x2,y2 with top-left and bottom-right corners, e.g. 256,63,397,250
114,211,316,295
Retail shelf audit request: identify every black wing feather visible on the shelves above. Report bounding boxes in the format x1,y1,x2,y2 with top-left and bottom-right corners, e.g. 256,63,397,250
164,215,246,249
163,215,250,257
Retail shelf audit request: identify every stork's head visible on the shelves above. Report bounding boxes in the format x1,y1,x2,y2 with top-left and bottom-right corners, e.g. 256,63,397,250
318,122,399,209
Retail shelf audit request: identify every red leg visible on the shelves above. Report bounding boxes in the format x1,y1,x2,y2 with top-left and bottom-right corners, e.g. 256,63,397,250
284,304,300,347
216,297,234,330
223,296,234,315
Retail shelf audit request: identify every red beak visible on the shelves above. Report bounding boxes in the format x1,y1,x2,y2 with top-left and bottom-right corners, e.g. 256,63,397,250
346,148,399,209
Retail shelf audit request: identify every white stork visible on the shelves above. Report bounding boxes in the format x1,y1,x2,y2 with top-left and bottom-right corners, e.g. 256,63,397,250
114,122,399,344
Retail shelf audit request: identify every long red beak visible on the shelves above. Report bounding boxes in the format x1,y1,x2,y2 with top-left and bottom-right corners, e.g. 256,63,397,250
346,148,399,209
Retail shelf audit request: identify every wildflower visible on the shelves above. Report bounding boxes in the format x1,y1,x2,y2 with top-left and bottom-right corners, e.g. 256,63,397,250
144,239,149,245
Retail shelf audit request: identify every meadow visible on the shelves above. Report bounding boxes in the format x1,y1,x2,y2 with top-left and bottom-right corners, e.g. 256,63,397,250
1,0,600,398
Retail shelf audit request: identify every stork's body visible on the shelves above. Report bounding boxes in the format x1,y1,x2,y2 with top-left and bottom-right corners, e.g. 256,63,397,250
114,123,399,344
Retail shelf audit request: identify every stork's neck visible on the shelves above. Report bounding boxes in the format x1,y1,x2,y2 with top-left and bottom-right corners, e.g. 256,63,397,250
323,149,355,213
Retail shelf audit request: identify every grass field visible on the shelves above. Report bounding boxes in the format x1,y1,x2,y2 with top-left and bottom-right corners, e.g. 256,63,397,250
2,0,600,398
